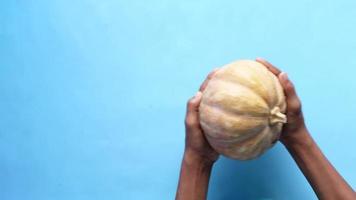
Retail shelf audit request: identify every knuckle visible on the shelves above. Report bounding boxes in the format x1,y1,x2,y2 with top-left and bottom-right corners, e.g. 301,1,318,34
187,99,195,108
294,99,302,109
286,82,295,91
207,72,215,79
185,117,195,127
287,98,302,117
289,106,302,116
199,82,207,91
207,69,218,79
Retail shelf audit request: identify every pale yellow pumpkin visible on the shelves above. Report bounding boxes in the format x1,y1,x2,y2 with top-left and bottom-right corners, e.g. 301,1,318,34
199,60,287,160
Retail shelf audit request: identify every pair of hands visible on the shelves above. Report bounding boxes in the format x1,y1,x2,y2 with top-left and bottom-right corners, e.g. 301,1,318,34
184,58,306,164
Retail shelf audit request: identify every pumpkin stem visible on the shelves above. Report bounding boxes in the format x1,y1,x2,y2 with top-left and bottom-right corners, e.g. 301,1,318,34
269,107,287,125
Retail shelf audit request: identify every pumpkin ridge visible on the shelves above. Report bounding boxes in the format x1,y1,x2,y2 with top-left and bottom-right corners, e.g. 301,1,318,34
210,126,273,160
203,124,265,144
200,117,266,141
213,76,271,109
249,66,282,109
242,68,273,107
220,61,277,108
271,72,287,112
205,78,270,116
249,63,280,108
220,65,286,120
200,99,269,118
199,102,268,139
234,126,274,160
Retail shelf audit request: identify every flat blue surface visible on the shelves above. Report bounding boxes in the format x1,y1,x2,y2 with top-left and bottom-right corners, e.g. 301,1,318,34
1,0,355,199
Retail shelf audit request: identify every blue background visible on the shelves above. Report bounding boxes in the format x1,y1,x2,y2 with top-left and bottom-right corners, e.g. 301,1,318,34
1,0,355,199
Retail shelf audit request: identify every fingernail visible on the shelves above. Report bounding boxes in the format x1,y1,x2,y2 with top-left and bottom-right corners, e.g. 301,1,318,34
195,91,202,98
212,68,220,72
280,72,288,81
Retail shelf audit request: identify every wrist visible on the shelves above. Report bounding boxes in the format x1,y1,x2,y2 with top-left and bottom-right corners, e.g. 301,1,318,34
176,149,214,200
281,126,313,149
183,148,216,168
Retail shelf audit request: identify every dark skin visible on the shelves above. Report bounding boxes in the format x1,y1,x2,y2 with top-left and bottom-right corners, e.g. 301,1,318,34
176,58,356,200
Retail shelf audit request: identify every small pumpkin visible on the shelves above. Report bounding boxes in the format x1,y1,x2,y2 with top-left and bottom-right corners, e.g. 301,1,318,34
199,60,287,160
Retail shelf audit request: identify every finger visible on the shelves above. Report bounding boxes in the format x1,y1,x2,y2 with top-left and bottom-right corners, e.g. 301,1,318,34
199,68,219,92
278,72,302,113
185,91,203,129
256,58,281,76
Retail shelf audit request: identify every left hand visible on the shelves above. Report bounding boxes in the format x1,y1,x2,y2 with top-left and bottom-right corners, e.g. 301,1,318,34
184,69,220,164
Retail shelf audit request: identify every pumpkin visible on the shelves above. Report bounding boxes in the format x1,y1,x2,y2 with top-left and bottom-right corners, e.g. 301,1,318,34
199,60,287,160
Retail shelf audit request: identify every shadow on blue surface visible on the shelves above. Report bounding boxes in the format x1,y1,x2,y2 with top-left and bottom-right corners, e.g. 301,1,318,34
209,147,309,200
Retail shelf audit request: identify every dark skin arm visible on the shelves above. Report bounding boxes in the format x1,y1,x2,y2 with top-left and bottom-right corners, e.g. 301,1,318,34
256,58,356,200
176,69,220,200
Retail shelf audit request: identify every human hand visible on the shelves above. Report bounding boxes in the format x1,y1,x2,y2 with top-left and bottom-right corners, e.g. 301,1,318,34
184,69,220,164
176,70,220,200
256,58,356,199
256,58,307,144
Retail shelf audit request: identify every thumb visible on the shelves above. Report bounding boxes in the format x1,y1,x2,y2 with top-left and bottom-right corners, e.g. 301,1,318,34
185,91,203,130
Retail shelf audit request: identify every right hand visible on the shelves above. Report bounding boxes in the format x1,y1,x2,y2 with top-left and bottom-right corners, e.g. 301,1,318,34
256,58,307,143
